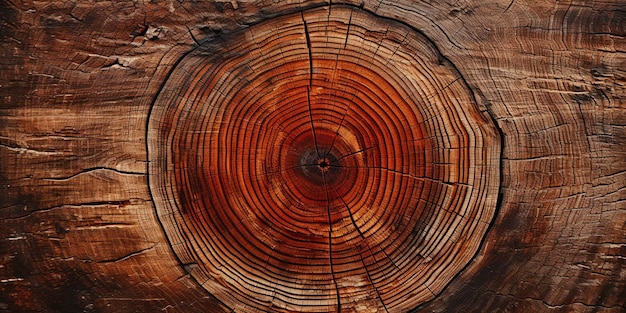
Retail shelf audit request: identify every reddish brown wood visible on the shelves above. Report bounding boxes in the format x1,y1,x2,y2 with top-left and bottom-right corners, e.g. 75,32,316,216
1,0,624,312
147,6,499,311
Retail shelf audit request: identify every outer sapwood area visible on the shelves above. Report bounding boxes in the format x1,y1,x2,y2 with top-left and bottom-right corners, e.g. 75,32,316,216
1,1,624,312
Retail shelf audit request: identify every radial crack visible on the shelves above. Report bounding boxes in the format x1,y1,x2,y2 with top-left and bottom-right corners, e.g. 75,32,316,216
335,145,378,162
343,11,353,49
324,107,349,159
324,10,355,160
323,173,341,312
334,189,400,270
334,189,391,312
357,252,391,313
302,12,313,88
307,87,321,158
302,13,320,159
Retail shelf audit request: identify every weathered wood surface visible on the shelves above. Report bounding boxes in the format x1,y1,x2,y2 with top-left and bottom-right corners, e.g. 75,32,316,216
1,0,624,312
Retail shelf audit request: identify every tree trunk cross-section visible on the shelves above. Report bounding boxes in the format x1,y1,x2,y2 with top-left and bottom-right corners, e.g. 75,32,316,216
148,5,499,312
1,0,625,313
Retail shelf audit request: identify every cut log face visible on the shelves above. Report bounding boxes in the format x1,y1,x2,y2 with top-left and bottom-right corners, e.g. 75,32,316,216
148,6,500,312
3,0,625,312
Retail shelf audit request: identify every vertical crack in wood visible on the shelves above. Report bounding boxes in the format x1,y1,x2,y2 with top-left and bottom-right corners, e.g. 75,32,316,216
334,188,400,269
334,189,392,312
324,100,350,159
322,172,341,312
306,87,321,159
185,25,201,46
302,12,314,88
357,252,391,313
343,11,353,49
302,13,321,159
324,12,353,159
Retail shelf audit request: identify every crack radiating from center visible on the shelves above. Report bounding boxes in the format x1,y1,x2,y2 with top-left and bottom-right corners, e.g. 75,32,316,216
322,172,341,312
302,13,320,160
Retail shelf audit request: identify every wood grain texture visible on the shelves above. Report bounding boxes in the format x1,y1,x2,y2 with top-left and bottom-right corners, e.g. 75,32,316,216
1,0,624,312
147,6,499,311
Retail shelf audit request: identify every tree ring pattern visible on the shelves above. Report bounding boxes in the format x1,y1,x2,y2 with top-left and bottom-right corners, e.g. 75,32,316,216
148,5,500,312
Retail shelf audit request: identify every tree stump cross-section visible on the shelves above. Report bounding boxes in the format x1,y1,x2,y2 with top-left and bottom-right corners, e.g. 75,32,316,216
3,0,625,312
147,5,500,312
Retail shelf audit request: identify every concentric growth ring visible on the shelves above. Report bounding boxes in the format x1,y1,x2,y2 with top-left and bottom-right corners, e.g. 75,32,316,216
148,5,500,312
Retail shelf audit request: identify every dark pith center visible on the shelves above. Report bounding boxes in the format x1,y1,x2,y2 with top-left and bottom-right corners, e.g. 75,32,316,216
318,158,330,170
298,147,340,184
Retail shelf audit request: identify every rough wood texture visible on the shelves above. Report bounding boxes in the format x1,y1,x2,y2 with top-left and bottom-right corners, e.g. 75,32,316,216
1,1,624,313
148,6,499,311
